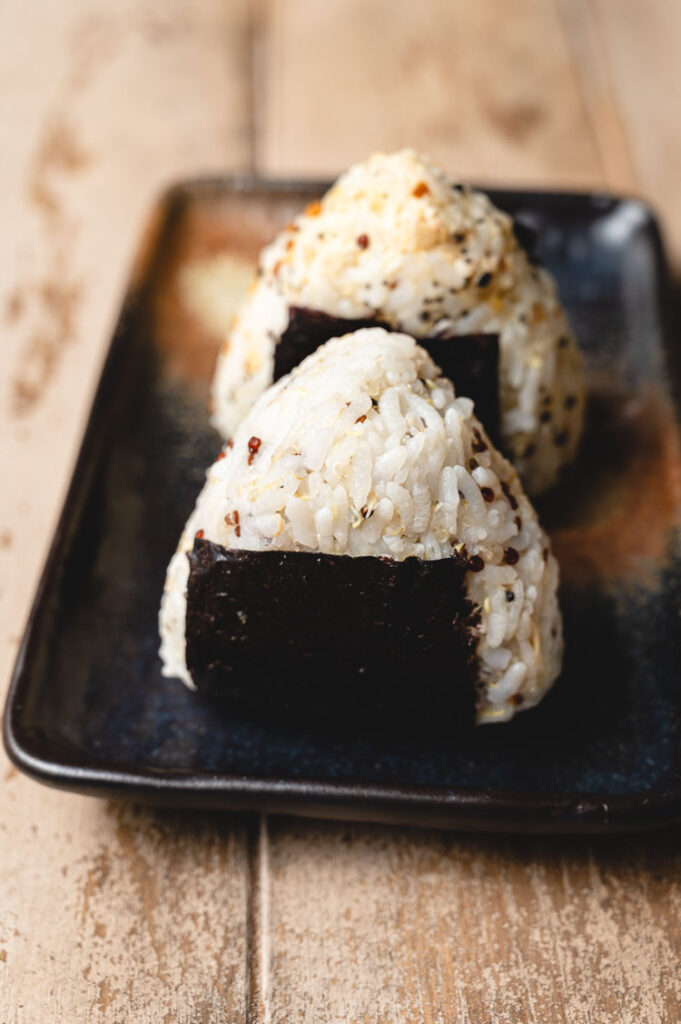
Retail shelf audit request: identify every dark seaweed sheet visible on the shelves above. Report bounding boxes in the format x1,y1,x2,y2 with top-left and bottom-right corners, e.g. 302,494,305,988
186,540,478,727
275,307,500,443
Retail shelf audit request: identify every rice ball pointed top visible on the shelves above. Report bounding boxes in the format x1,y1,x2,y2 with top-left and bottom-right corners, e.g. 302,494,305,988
212,149,585,495
166,327,563,722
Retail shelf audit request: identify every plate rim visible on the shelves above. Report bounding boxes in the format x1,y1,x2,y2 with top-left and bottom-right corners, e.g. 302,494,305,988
3,176,677,834
5,710,681,833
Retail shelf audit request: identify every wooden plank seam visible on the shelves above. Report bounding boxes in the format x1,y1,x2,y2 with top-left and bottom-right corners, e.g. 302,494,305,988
245,813,271,1024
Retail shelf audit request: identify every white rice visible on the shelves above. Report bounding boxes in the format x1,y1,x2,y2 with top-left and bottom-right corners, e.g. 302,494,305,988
162,328,563,724
211,149,585,496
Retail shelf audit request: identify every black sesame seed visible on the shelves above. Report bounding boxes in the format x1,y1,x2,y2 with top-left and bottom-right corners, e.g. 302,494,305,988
505,589,515,603
469,457,479,470
453,232,465,243
500,480,518,510
503,547,519,566
472,428,488,454
477,272,492,288
564,394,577,410
554,430,569,447
453,183,464,192
481,487,495,503
540,410,551,423
468,554,485,573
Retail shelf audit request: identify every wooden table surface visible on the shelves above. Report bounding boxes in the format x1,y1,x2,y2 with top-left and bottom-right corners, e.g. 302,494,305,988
2,2,681,1020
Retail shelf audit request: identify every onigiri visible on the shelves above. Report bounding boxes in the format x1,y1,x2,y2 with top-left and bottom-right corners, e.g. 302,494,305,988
162,327,562,724
211,149,584,495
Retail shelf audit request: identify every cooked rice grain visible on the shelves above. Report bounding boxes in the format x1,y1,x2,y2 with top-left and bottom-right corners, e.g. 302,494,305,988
162,328,562,723
211,149,584,495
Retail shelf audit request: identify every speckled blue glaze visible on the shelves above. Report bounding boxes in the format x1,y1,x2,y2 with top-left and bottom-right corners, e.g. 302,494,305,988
5,182,681,830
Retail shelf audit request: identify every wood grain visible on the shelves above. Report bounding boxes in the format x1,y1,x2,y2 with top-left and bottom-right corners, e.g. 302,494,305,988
261,818,681,1024
1,800,250,1023
586,0,681,265
258,0,605,187
556,0,637,195
3,0,681,1021
0,1,253,1021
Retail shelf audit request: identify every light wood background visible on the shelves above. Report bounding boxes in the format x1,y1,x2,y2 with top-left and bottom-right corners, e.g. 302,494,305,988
2,1,681,1021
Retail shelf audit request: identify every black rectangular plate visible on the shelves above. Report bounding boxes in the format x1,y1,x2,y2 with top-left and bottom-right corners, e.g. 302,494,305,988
5,177,681,833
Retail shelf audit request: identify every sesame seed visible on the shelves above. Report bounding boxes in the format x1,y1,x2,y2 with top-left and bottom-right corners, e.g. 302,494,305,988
472,428,488,453
500,480,518,510
247,436,262,465
503,547,519,565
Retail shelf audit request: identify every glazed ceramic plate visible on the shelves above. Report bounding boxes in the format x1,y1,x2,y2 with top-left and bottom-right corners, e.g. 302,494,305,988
4,178,681,833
